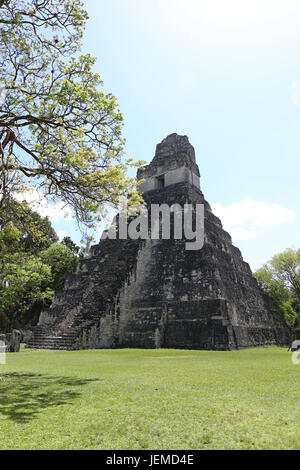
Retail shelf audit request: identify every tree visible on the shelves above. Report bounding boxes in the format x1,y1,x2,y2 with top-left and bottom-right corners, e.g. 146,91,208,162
0,197,58,254
0,0,142,230
61,236,80,255
254,249,300,328
0,252,53,331
0,202,80,331
281,300,299,329
269,249,300,303
39,243,78,291
254,265,290,309
0,220,22,258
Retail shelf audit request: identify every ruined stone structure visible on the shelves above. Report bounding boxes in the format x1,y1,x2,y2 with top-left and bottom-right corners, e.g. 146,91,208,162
26,134,290,350
0,330,22,352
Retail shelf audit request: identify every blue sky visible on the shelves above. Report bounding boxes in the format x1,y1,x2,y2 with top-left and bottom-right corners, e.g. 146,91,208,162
43,0,300,270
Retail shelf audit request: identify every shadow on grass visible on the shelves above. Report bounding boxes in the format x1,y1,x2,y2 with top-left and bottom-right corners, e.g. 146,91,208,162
0,373,98,423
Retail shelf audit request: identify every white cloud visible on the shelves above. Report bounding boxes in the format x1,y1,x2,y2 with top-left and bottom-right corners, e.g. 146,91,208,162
14,188,72,223
172,0,296,27
212,197,295,240
150,0,298,49
250,265,258,273
57,231,69,240
229,227,256,240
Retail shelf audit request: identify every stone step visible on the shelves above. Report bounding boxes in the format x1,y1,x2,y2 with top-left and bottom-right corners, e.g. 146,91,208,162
27,343,75,348
28,340,75,345
27,337,76,344
27,339,74,344
28,346,75,350
29,335,76,341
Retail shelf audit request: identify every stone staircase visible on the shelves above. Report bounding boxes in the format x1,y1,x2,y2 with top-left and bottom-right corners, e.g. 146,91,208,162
26,325,78,350
26,237,143,350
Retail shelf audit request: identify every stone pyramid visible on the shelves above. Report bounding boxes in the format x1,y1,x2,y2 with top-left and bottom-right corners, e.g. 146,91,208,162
27,134,290,350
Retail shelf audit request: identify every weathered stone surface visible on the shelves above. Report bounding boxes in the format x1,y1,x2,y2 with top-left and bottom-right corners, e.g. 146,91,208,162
26,134,291,350
0,330,21,352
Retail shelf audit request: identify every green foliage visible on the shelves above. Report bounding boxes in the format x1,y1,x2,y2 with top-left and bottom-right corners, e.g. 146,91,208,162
0,0,143,230
39,243,78,291
0,202,80,331
62,235,87,260
0,252,53,331
254,248,300,327
281,300,299,328
0,198,58,254
254,265,289,308
0,222,22,257
61,236,80,255
269,249,300,301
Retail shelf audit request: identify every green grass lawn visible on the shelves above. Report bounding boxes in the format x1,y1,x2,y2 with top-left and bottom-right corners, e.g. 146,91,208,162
0,346,299,450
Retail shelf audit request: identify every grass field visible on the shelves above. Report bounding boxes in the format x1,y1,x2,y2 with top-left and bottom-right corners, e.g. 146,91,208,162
0,346,299,450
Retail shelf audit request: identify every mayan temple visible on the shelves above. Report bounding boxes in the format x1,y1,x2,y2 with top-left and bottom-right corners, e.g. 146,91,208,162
26,134,290,350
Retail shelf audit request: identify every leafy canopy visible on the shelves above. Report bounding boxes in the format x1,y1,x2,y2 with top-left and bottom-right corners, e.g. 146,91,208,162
0,0,142,229
0,199,80,332
269,249,300,301
0,197,58,254
39,243,78,291
254,248,300,328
